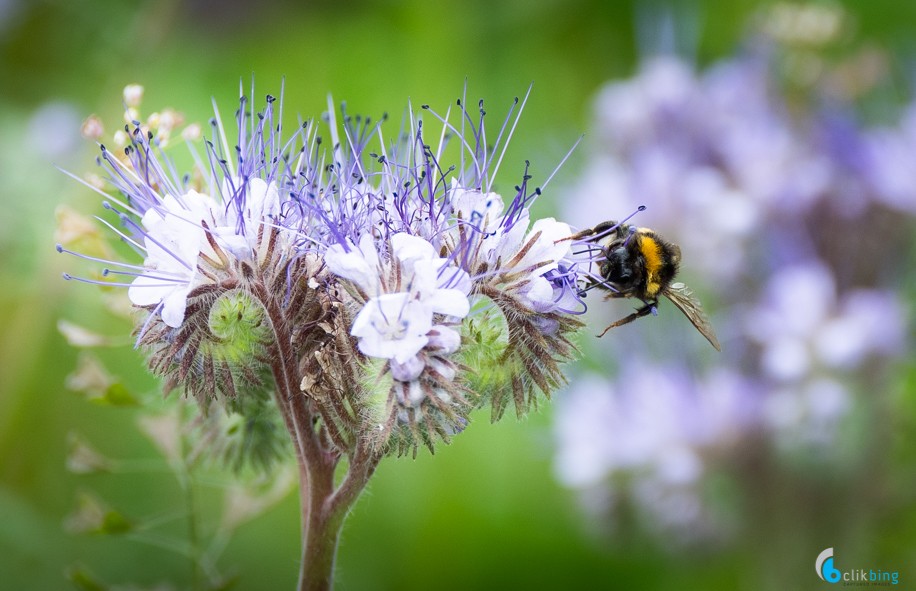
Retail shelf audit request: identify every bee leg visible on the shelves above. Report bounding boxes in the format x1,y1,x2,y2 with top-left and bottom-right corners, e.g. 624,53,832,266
597,301,656,337
555,227,597,243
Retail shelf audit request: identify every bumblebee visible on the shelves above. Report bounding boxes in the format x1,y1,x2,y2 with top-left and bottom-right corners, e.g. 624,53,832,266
566,220,721,351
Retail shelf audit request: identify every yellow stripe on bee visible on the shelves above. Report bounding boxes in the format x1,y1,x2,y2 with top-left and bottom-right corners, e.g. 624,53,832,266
638,234,663,297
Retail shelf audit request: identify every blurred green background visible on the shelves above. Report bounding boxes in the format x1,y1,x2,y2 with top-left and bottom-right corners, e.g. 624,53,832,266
2,0,916,589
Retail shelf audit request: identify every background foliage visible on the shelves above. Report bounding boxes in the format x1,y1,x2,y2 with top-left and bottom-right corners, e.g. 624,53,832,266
1,0,915,589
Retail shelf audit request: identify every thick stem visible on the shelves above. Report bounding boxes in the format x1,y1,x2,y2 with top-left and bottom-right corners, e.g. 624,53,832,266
255,280,373,591
297,451,342,591
296,443,381,590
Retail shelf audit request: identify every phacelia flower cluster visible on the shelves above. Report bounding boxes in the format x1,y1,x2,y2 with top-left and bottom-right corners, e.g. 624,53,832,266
60,84,585,458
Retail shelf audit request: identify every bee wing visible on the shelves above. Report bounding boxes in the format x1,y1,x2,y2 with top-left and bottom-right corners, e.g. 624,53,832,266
664,282,721,351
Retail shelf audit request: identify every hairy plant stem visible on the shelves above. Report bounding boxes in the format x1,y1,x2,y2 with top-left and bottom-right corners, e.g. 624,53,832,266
254,280,380,591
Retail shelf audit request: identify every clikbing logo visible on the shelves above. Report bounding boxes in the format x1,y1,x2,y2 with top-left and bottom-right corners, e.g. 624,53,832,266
817,548,842,583
816,547,900,586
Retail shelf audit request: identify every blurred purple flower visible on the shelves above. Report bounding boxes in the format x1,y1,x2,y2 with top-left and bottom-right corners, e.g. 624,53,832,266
555,365,756,538
556,36,914,541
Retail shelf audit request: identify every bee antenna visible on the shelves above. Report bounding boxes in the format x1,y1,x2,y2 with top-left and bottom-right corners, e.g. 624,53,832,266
623,204,646,222
598,204,647,240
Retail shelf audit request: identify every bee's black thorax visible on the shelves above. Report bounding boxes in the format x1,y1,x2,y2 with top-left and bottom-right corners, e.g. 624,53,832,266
597,225,681,300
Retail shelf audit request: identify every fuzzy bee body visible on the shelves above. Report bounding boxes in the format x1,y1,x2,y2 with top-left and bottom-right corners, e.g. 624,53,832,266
569,220,721,351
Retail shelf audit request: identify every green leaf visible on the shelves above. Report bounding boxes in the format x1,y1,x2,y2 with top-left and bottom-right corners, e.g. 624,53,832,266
94,382,139,407
100,510,132,535
66,564,109,591
64,492,133,536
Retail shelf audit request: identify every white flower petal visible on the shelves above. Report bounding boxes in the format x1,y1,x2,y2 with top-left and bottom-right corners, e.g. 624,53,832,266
246,178,280,221
405,258,440,298
390,356,426,382
489,208,530,263
214,231,251,261
429,289,470,318
427,326,461,353
325,236,381,295
391,232,437,264
351,293,433,363
128,274,175,306
161,285,192,328
521,275,556,312
451,182,505,233
513,218,572,275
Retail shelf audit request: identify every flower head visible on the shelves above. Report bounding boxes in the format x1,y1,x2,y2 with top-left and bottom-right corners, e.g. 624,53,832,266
60,84,587,456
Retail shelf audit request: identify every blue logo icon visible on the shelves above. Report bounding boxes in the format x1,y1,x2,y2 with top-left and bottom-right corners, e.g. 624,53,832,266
816,547,841,583
816,547,900,585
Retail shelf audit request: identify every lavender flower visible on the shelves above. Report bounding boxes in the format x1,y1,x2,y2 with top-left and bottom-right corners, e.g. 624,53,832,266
554,367,754,540
59,83,586,449
59,83,586,588
328,232,471,382
556,13,914,543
